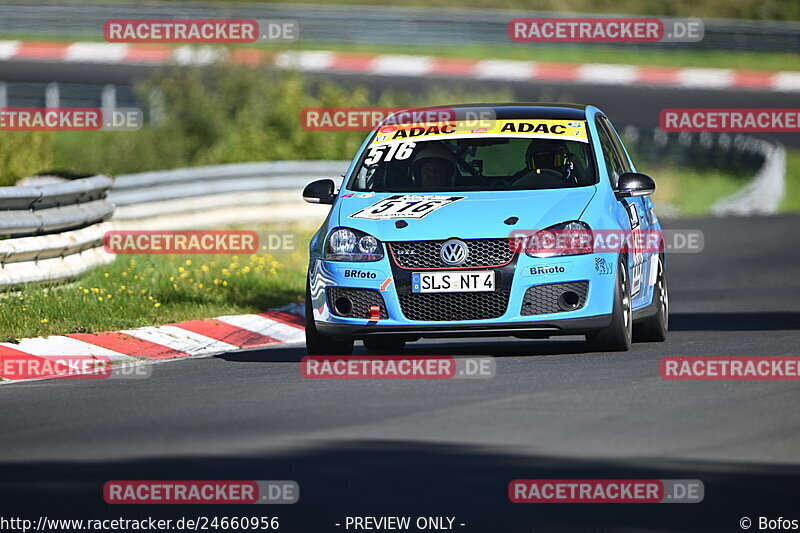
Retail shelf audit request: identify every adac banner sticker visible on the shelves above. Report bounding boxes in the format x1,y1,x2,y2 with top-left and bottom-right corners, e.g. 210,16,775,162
371,120,588,145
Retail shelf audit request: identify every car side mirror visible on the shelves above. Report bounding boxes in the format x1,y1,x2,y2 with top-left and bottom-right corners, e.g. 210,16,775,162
302,179,336,205
615,172,655,199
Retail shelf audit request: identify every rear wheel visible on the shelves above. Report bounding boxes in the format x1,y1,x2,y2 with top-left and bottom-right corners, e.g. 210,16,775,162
586,256,632,352
305,279,354,355
633,255,668,342
363,337,406,353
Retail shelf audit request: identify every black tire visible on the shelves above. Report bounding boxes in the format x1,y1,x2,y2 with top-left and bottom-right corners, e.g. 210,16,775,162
305,279,353,355
587,256,632,352
633,254,668,342
363,337,406,353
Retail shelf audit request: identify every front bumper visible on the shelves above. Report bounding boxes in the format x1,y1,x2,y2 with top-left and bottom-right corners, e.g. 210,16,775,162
317,313,612,340
309,251,619,341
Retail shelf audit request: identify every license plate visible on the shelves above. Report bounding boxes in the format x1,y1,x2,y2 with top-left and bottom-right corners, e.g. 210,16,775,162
411,271,495,293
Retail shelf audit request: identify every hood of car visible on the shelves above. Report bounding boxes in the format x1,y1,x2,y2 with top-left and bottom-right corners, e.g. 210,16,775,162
334,187,597,241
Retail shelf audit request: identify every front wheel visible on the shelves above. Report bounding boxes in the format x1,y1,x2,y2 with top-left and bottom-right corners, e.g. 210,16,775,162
586,256,632,352
305,279,354,355
633,254,668,342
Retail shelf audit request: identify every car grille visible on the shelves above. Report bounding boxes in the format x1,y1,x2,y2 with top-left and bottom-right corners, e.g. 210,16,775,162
521,281,589,316
388,238,513,269
398,291,510,321
327,287,388,319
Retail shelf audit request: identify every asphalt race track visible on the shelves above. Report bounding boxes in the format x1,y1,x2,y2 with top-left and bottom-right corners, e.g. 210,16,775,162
1,215,799,531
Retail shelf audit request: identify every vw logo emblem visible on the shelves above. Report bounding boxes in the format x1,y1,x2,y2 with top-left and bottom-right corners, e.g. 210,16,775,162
440,239,468,266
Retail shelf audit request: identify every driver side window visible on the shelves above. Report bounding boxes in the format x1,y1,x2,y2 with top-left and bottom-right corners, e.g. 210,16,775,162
595,118,626,188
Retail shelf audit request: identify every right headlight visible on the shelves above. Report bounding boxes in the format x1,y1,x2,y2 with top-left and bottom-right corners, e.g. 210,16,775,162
325,228,384,261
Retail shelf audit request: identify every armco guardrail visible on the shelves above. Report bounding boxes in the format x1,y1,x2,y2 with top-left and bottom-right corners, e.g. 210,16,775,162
0,3,798,53
110,161,347,230
0,175,115,287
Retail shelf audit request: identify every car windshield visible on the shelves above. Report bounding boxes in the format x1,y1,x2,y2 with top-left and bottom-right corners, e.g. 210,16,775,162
348,121,596,192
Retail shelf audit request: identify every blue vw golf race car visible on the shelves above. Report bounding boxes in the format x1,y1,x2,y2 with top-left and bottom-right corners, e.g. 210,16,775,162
302,104,668,354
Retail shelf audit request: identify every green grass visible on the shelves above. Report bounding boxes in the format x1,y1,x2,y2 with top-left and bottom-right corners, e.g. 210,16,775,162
780,149,800,212
649,166,748,216
0,224,311,342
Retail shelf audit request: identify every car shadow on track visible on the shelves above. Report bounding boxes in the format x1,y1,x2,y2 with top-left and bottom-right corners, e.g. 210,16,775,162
218,337,601,363
670,312,800,331
1,440,799,532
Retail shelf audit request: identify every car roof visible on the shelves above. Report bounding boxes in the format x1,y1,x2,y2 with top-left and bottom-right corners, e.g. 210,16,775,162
408,103,591,120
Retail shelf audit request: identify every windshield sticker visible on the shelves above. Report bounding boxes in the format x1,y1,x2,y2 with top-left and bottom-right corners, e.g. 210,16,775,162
370,120,588,145
363,142,416,165
349,195,464,220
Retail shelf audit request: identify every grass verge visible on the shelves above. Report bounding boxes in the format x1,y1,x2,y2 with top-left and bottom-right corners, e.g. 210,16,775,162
780,149,800,212
649,166,748,216
0,224,312,342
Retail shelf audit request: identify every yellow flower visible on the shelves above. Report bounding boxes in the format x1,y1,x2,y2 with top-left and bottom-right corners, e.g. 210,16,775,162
103,272,110,278
169,276,174,282
83,289,89,294
120,285,126,290
222,280,228,287
121,271,128,277
40,318,48,323
178,267,185,273
98,297,103,301
154,302,161,308
184,259,192,266
197,283,204,289
201,265,209,272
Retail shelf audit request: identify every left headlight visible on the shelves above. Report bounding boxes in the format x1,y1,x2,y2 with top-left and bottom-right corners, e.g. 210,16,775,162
325,228,384,261
524,220,593,258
